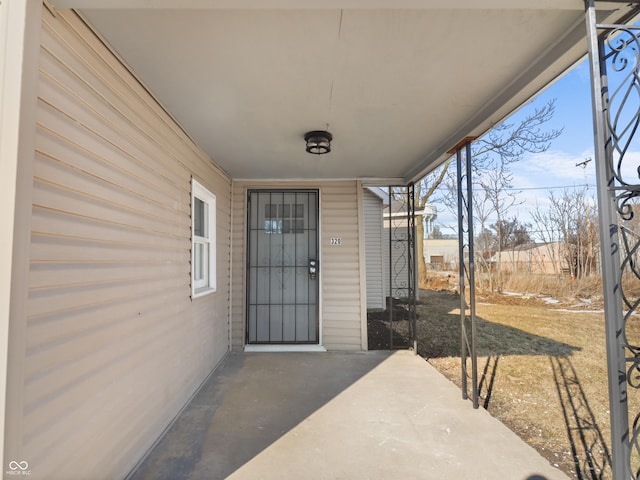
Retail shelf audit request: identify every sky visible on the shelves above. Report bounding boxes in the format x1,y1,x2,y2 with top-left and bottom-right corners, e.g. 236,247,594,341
432,59,602,236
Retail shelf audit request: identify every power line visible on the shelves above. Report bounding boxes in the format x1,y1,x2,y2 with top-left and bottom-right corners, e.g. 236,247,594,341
499,183,596,191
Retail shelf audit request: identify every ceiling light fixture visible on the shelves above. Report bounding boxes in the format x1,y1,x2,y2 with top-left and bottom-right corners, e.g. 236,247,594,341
304,130,333,155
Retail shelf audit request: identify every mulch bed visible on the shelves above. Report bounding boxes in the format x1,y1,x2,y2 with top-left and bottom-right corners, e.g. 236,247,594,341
367,297,414,350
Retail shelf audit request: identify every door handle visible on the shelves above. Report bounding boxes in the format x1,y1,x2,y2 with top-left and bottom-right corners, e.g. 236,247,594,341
309,259,318,280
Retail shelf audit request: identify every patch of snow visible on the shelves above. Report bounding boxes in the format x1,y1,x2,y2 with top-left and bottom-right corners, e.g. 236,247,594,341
541,297,560,304
552,309,604,314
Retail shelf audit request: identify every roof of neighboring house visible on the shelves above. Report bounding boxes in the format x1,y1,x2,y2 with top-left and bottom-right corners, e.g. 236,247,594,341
364,187,389,205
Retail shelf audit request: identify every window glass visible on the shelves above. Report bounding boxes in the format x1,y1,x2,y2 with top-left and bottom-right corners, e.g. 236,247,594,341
263,202,304,234
194,243,205,281
191,179,216,297
194,197,206,237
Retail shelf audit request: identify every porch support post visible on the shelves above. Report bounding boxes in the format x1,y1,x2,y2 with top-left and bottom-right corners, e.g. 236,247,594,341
407,183,418,353
585,0,639,477
456,142,478,409
387,187,394,349
386,185,417,351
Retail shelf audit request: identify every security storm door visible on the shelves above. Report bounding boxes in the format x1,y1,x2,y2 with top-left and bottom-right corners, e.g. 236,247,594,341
247,190,319,344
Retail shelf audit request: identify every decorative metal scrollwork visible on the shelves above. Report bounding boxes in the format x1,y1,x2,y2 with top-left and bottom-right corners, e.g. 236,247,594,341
456,142,478,409
604,28,640,478
391,198,410,299
604,26,640,221
589,6,640,476
386,185,417,351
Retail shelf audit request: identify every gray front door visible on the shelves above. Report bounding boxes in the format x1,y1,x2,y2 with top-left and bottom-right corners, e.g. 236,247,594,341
247,190,319,344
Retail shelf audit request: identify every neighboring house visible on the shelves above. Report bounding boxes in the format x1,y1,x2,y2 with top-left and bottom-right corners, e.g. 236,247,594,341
490,242,599,276
363,187,422,308
490,243,566,275
424,238,460,271
2,2,636,479
382,196,423,301
363,187,388,310
362,186,419,308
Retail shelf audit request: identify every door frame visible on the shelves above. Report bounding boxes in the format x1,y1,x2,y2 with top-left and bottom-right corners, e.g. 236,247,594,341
244,188,322,346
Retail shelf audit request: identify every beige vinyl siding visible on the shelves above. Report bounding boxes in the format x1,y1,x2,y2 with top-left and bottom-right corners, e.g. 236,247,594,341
363,188,385,310
19,5,231,479
230,181,247,350
231,181,364,351
321,184,361,350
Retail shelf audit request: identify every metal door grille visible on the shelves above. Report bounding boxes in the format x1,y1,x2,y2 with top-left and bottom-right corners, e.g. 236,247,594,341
246,190,319,344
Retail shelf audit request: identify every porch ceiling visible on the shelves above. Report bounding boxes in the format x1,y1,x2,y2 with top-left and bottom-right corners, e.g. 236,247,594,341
49,1,639,183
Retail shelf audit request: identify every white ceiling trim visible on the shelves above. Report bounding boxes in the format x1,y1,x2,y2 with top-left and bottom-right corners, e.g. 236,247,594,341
51,0,585,10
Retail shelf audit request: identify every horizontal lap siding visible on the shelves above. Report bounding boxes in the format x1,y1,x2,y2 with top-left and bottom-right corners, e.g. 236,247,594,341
23,6,231,479
363,189,385,310
230,182,246,350
231,181,363,351
320,184,362,350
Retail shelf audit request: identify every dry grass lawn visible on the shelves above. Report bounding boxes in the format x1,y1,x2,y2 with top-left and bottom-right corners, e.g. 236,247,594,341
369,287,640,479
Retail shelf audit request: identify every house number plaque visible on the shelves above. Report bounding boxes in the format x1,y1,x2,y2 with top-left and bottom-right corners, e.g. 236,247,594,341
330,237,342,246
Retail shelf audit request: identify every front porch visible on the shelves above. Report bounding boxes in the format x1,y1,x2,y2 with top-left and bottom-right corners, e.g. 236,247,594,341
128,351,568,480
5,1,640,478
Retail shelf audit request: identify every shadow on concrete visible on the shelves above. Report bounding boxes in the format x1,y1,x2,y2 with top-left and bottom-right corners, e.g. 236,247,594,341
367,290,582,416
128,352,389,480
550,356,612,480
369,289,606,480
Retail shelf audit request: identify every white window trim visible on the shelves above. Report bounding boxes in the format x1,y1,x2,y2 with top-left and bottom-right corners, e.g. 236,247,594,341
191,178,216,298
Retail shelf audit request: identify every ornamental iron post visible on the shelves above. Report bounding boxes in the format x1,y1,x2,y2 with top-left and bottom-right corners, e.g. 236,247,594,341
456,142,479,409
386,185,417,351
586,0,640,477
408,183,418,353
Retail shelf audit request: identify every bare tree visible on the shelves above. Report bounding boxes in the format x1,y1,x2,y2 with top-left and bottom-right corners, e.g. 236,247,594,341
428,224,445,239
474,100,562,291
469,184,498,290
472,100,563,169
620,198,640,294
415,159,451,285
533,188,599,279
476,162,523,291
531,202,563,276
493,217,532,249
416,99,562,287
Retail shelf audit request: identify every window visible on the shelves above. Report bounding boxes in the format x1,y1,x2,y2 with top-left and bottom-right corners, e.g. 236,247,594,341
263,203,305,234
191,179,216,297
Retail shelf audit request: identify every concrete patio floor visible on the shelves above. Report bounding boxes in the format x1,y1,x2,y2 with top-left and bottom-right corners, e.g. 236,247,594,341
128,351,569,480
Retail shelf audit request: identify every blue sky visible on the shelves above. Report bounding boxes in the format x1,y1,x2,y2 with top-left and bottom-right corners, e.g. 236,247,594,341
511,60,597,219
433,59,601,234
